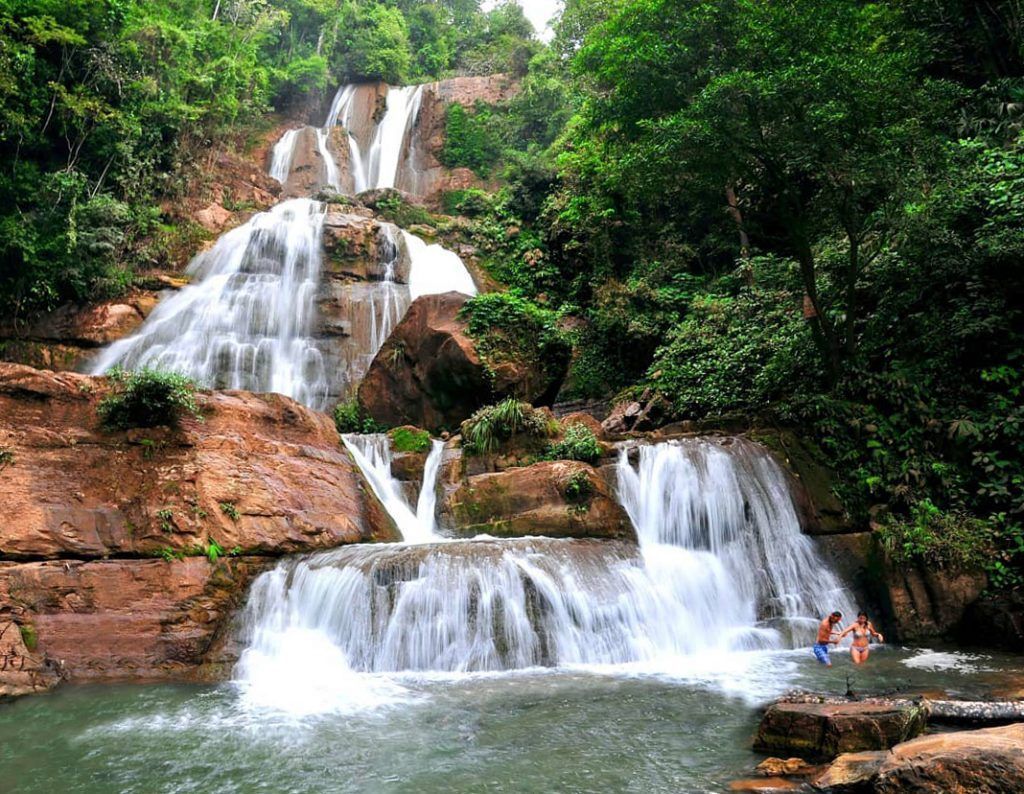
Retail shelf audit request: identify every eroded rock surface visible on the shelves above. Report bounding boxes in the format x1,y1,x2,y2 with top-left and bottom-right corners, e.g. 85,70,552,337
813,723,1024,793
0,363,399,696
755,699,929,760
441,460,635,541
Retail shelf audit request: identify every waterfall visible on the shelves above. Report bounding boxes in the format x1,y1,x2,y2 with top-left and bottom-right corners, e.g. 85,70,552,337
404,230,478,299
269,128,301,184
367,85,424,190
340,434,442,544
367,225,409,355
322,83,425,192
234,437,857,694
90,198,330,409
616,438,856,642
415,440,445,533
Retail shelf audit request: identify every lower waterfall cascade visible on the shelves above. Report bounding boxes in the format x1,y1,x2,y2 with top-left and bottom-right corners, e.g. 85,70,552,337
233,436,858,709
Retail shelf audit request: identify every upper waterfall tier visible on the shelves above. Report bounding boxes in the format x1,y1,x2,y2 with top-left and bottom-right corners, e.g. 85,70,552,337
234,437,857,685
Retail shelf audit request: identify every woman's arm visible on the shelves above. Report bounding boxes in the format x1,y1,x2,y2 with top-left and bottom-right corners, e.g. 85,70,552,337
868,622,884,642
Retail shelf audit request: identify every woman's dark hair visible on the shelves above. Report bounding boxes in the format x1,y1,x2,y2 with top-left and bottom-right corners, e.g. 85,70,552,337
857,611,868,619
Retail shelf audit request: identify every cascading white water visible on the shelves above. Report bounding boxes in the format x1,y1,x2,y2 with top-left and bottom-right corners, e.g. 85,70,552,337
415,439,445,534
404,230,478,299
235,437,857,697
90,198,330,409
269,127,301,184
340,433,442,544
323,83,424,192
368,225,409,355
367,85,424,189
616,438,856,642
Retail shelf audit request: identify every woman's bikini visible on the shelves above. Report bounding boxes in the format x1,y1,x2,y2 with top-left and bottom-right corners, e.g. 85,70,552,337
851,625,872,648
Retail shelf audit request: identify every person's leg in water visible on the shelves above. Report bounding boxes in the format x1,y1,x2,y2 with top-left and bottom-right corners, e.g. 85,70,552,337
813,643,832,667
851,647,869,665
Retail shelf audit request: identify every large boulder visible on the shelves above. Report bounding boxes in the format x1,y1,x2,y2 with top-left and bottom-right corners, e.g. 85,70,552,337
814,724,1024,793
755,699,929,761
0,363,401,696
0,557,267,684
0,364,398,560
441,461,635,541
872,723,1024,793
357,292,492,432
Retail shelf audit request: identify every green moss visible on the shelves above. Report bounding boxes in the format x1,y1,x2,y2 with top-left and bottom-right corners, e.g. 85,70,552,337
389,426,432,453
458,293,571,395
19,623,37,652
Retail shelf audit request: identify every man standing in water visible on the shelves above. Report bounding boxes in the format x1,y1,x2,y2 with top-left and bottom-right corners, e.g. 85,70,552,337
813,611,843,666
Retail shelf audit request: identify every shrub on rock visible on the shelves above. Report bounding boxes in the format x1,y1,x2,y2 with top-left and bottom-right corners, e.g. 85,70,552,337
98,367,201,429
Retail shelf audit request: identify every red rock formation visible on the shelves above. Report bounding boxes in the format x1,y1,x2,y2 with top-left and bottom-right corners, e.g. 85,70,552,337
0,363,399,696
357,291,492,431
441,460,636,541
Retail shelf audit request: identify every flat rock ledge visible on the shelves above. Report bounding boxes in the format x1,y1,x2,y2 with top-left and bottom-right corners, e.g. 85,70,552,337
755,699,929,761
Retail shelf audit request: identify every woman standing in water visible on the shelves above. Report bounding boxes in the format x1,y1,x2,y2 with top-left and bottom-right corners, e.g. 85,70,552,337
839,611,885,664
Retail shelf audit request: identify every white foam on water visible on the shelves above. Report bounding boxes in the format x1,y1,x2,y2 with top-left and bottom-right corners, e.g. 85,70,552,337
233,438,858,712
902,649,992,673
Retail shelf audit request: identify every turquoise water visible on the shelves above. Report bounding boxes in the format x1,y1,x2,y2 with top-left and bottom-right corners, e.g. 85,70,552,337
1,646,1019,794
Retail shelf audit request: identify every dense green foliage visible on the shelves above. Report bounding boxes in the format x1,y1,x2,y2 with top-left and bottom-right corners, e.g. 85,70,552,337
544,422,602,464
334,398,386,434
0,0,537,319
389,425,431,453
98,367,201,429
448,0,1024,588
459,292,570,397
460,397,556,455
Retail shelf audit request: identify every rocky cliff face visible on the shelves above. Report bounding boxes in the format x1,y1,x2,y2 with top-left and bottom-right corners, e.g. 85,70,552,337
0,364,397,698
395,74,518,205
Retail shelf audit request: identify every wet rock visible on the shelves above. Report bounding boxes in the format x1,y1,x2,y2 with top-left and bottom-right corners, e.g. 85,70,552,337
814,724,1024,793
441,461,635,541
755,700,929,760
0,363,399,561
357,292,491,432
883,562,987,642
810,750,886,791
0,557,268,685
